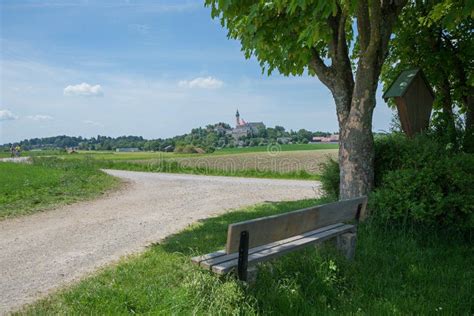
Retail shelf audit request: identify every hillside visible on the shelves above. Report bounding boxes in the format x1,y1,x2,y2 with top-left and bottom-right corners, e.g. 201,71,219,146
1,123,335,153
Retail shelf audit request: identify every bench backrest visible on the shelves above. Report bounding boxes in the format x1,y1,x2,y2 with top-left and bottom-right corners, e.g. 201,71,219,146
225,196,367,254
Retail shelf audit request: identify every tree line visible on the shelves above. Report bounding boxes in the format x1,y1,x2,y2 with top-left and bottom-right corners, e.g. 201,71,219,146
1,123,334,153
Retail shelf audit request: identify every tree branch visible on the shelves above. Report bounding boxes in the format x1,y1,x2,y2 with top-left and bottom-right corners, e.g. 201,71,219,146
366,0,382,58
357,0,371,52
330,4,354,121
309,48,335,89
377,0,408,68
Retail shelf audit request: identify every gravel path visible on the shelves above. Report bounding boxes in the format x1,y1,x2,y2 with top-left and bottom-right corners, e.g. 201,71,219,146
0,170,321,314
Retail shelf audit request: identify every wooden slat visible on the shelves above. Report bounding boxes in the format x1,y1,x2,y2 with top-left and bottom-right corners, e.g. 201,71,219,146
191,250,226,265
225,197,367,254
199,223,345,270
214,224,355,274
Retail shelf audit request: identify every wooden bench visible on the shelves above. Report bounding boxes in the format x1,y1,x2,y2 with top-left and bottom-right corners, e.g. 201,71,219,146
191,196,368,282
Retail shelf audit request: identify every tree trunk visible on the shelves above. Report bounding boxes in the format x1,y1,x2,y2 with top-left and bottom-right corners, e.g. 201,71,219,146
337,72,377,200
311,0,405,200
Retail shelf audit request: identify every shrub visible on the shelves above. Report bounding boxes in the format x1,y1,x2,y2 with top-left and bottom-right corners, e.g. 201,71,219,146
371,153,474,231
319,134,474,232
319,158,340,198
372,133,447,187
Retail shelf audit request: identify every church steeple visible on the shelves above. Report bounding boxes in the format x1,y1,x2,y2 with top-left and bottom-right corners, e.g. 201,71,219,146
236,109,240,126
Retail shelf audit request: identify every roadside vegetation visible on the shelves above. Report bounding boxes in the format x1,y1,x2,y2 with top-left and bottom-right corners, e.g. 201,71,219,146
0,158,119,220
21,198,472,315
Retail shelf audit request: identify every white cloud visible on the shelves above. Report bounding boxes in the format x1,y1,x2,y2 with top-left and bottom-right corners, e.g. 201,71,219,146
0,109,18,121
27,114,54,121
64,82,104,97
178,76,223,89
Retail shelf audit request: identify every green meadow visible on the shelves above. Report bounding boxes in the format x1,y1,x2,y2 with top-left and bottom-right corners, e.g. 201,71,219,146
214,143,338,154
1,143,338,161
0,159,119,220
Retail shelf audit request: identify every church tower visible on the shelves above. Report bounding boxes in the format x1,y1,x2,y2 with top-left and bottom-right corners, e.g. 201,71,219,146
236,109,240,126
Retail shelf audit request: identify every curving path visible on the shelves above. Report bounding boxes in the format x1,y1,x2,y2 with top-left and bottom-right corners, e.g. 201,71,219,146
0,170,321,314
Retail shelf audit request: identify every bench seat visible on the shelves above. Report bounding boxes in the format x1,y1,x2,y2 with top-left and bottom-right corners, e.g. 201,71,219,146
192,222,355,275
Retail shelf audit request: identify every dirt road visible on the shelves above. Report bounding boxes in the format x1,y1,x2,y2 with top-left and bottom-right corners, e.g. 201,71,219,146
0,170,321,314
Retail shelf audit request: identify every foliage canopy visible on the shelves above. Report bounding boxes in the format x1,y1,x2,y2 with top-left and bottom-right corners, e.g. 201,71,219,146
205,0,355,76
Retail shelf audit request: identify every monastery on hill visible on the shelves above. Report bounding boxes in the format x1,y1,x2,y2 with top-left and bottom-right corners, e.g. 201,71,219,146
230,110,265,140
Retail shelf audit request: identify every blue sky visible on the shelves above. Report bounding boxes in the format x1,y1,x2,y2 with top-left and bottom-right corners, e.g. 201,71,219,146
0,0,394,144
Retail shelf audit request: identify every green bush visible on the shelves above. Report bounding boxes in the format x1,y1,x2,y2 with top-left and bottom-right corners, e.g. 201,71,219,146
319,158,340,198
371,153,474,231
372,133,448,187
319,134,474,232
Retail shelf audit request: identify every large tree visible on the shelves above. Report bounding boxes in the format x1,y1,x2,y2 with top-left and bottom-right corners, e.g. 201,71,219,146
381,0,474,151
206,0,407,199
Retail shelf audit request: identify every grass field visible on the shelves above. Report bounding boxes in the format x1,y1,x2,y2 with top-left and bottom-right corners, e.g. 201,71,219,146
1,144,338,181
65,146,338,179
0,159,119,219
0,143,338,161
174,149,337,175
85,148,337,180
22,198,473,315
214,143,338,154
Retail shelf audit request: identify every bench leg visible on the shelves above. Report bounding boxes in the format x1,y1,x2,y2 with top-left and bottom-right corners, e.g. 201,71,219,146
237,231,249,281
246,266,258,284
336,232,357,260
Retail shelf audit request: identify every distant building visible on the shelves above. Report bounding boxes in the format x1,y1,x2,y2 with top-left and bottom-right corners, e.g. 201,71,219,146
330,134,339,142
116,148,140,152
231,110,265,140
312,134,339,143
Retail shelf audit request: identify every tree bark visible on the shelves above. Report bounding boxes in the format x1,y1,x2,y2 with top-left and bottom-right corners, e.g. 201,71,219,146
338,58,379,199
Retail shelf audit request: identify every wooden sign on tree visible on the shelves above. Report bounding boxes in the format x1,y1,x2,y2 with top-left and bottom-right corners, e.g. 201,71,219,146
383,69,435,137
